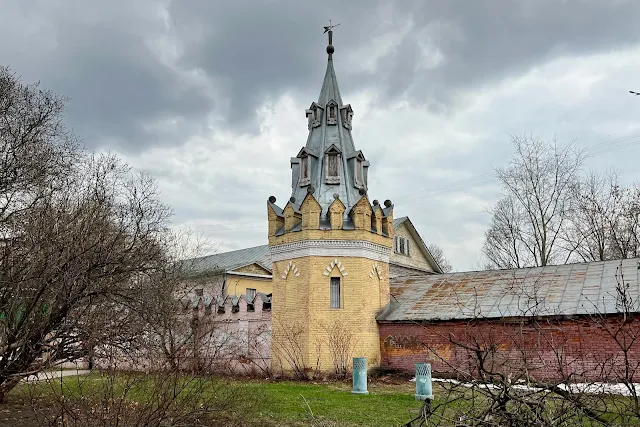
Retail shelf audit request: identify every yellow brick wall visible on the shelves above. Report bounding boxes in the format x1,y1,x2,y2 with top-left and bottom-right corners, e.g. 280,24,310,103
271,246,391,373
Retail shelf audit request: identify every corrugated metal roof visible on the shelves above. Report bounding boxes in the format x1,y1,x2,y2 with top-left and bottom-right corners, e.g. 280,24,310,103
378,258,640,322
183,245,272,276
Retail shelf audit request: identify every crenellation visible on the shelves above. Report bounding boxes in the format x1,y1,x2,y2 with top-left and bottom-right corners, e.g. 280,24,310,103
283,203,302,233
300,193,322,230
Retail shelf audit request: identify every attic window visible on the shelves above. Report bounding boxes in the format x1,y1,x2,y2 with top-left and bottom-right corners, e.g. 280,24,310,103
300,155,310,187
395,236,410,256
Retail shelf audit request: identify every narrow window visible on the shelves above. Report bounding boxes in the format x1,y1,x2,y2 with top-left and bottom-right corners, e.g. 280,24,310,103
300,156,310,186
354,159,364,187
246,288,256,301
327,102,337,125
325,152,340,184
330,277,341,309
328,154,338,177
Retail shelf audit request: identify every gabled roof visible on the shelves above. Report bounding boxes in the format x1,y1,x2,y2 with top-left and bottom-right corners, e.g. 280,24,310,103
393,217,443,274
378,258,640,322
182,245,272,276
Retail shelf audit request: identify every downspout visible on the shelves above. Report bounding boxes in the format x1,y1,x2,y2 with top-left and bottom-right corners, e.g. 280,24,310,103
222,271,227,297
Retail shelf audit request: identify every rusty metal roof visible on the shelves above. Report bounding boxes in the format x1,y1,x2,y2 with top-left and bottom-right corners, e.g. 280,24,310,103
378,258,640,322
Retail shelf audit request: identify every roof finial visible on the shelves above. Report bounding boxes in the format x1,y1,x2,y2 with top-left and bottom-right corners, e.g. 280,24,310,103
323,20,340,60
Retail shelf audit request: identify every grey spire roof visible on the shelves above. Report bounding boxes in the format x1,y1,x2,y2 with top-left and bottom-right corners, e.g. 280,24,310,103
317,59,343,106
289,35,368,217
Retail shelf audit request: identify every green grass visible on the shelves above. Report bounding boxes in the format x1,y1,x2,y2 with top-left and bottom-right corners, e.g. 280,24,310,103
11,373,427,427
15,373,640,427
237,380,424,426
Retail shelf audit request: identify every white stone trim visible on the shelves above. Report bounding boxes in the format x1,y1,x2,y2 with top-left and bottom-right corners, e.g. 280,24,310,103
323,258,347,277
226,271,273,279
281,260,301,280
369,262,383,280
270,240,390,263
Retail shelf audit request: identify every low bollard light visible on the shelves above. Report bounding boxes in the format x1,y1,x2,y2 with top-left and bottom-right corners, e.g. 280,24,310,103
415,362,433,401
352,357,368,394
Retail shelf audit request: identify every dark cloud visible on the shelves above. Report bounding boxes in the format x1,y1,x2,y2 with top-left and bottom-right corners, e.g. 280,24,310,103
1,0,639,152
0,0,213,152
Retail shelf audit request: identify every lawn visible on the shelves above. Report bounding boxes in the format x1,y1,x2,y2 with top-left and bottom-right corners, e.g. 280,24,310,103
3,372,428,427
237,379,425,426
7,373,636,426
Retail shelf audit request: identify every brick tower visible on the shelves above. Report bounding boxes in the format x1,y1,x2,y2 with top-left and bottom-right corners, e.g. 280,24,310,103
267,26,394,374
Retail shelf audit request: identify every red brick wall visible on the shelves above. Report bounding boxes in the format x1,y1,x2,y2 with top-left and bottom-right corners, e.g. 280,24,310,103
379,316,640,382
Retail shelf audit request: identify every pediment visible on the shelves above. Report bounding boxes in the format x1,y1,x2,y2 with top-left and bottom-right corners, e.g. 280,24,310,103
324,144,342,154
325,99,339,108
348,150,366,161
297,147,318,158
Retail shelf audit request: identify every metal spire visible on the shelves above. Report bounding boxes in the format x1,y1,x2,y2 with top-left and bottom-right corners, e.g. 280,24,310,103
323,20,340,59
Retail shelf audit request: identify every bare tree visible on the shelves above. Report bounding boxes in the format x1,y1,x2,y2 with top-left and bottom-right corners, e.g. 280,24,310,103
565,170,620,262
483,135,584,269
322,320,357,378
0,68,176,401
561,170,640,263
427,244,453,273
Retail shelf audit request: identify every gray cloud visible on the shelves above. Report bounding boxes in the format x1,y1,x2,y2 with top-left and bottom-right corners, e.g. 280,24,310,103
2,0,639,150
2,0,640,269
0,0,213,152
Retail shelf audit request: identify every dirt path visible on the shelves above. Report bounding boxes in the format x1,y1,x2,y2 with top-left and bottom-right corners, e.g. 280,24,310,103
23,369,91,382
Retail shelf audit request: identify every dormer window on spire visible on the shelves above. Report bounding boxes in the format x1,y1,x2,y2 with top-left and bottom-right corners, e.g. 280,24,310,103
326,100,338,125
306,103,323,130
341,105,353,129
355,158,364,187
324,144,342,184
350,151,366,189
297,147,315,187
300,154,310,186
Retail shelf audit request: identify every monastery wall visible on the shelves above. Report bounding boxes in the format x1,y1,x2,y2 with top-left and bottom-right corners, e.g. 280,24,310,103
379,316,640,381
96,293,272,375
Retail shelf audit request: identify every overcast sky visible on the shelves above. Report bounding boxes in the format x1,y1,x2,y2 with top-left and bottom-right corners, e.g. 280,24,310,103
2,0,640,270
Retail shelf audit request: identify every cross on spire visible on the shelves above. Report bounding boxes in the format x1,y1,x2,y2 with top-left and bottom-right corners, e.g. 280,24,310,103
323,20,340,59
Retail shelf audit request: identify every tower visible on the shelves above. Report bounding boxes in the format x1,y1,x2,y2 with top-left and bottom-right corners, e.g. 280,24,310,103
267,25,394,374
